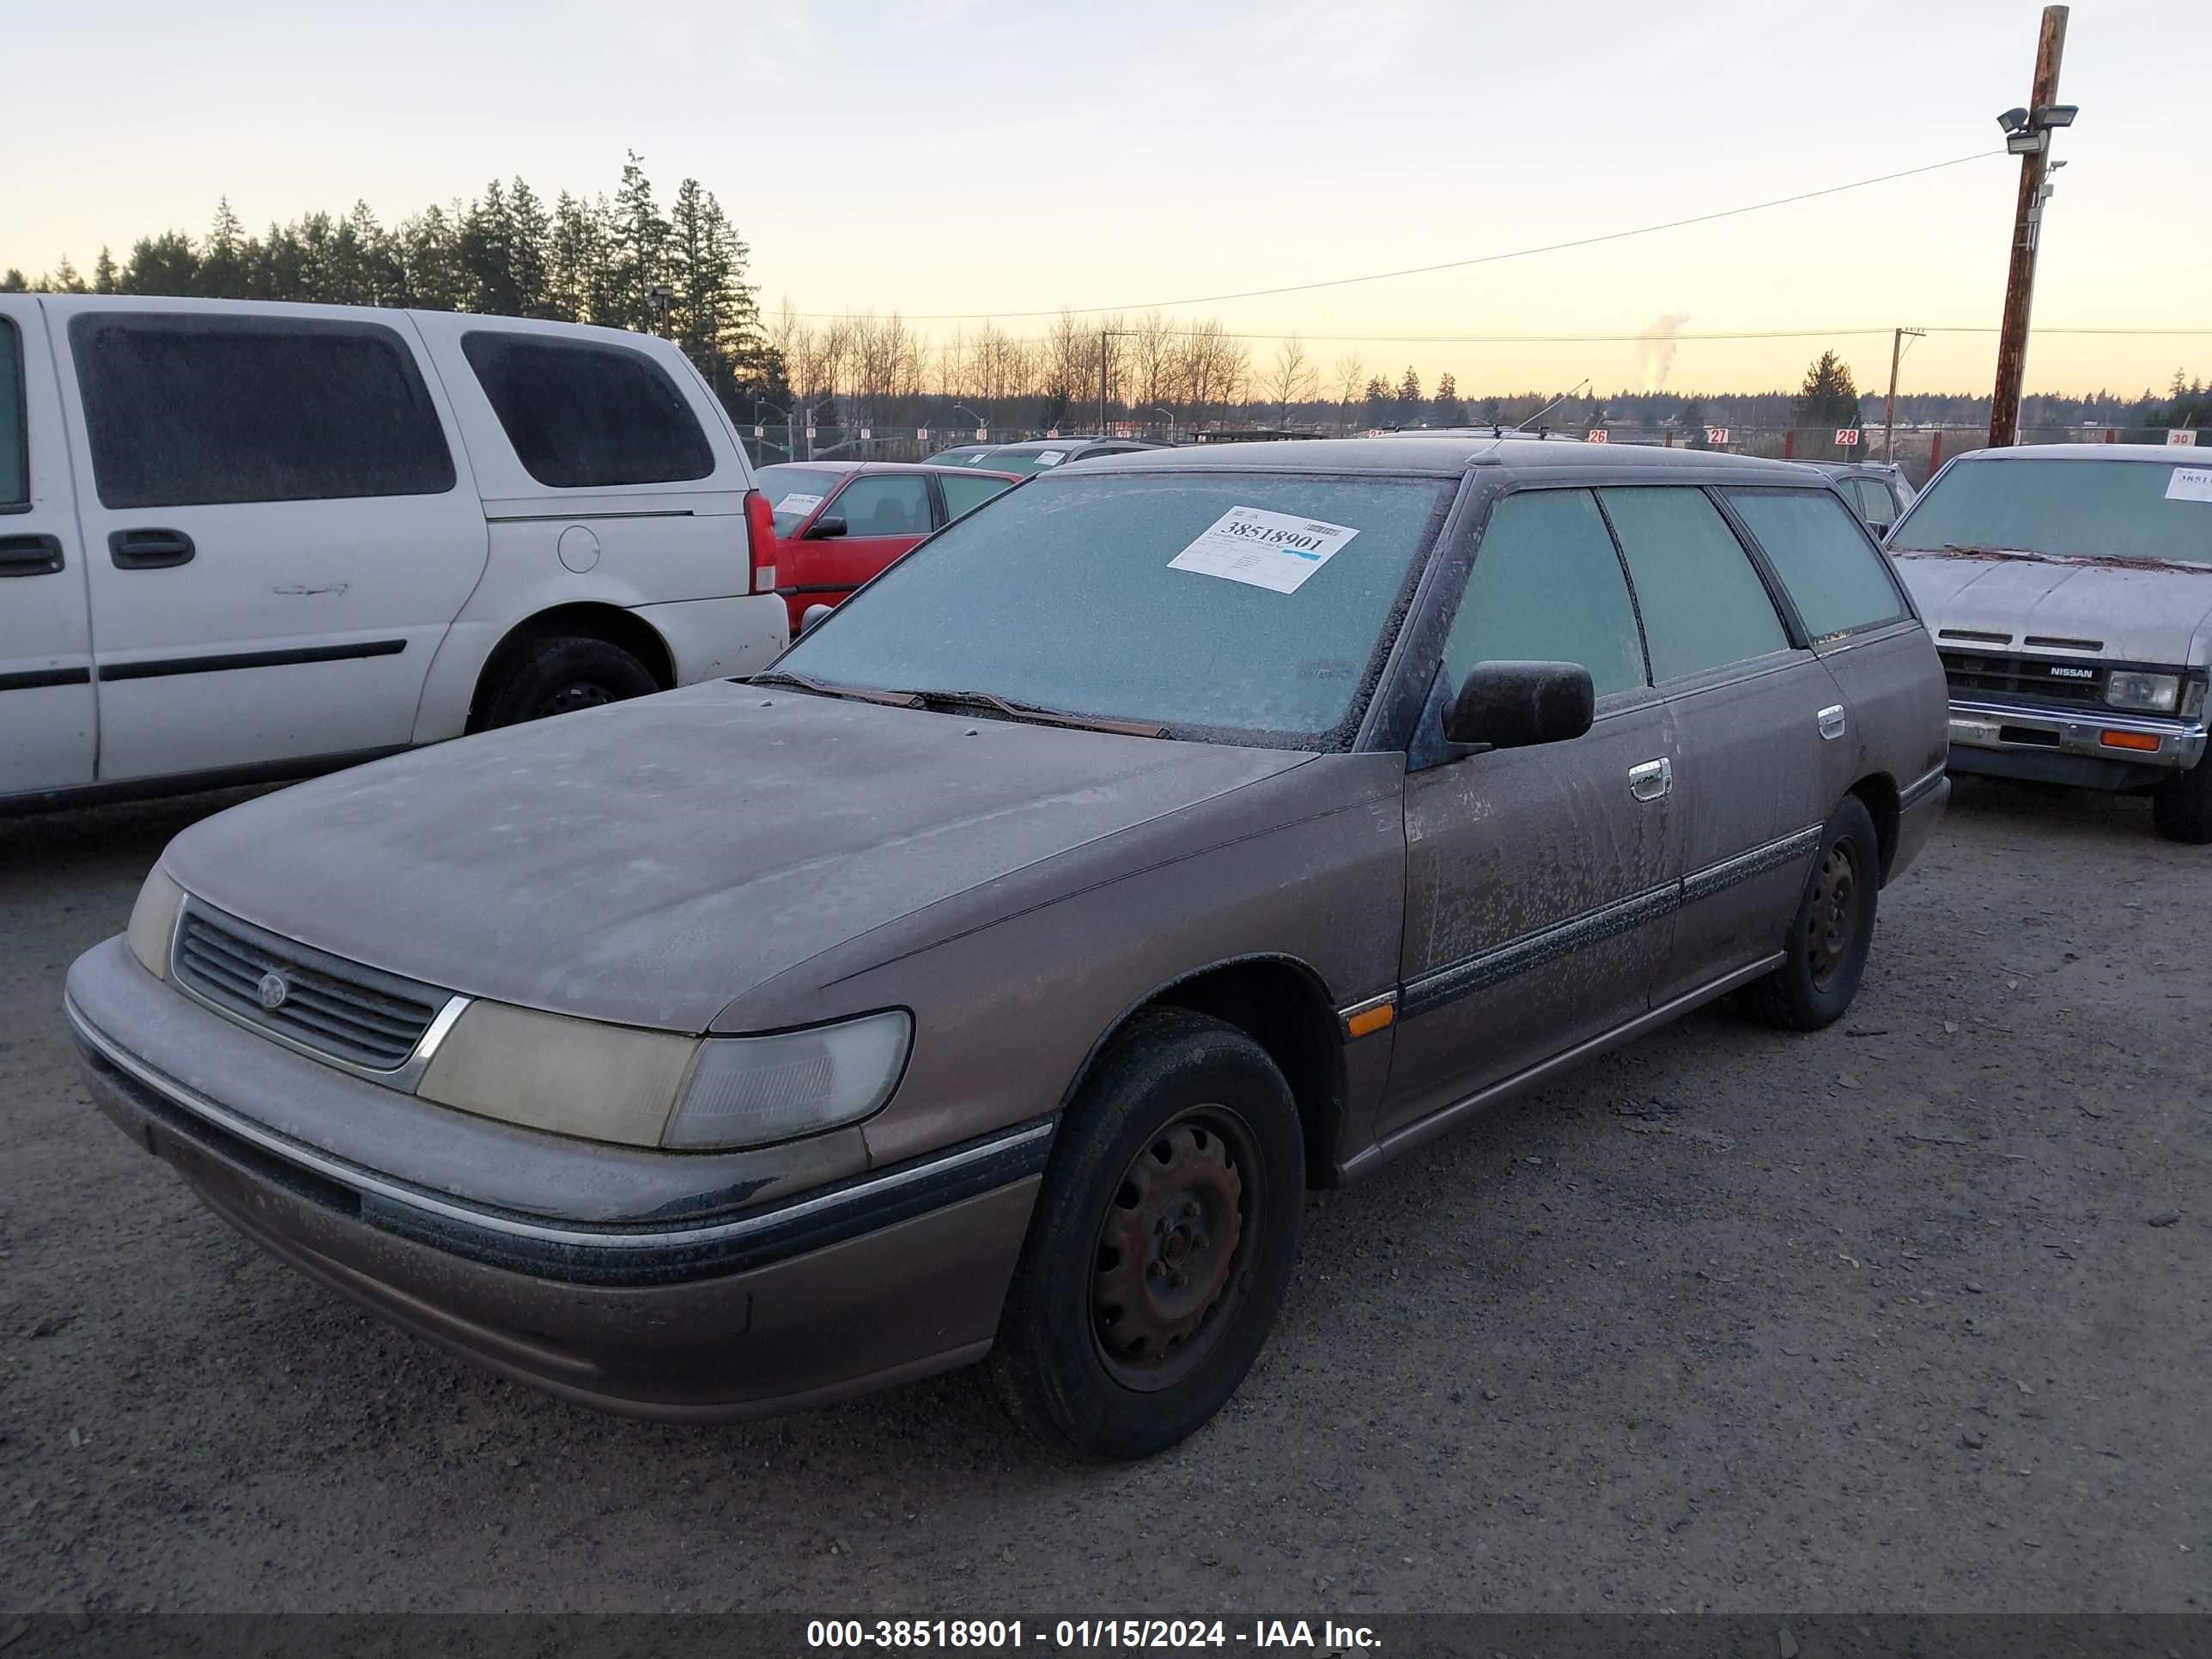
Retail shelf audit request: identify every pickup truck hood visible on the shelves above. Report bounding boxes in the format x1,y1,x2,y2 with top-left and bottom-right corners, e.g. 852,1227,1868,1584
160,682,1310,1031
1894,551,2212,665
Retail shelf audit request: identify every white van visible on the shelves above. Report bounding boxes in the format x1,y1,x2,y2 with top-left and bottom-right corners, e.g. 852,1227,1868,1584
1,295,786,811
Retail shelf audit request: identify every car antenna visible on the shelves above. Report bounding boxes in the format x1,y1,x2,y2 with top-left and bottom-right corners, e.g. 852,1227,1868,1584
1516,377,1591,433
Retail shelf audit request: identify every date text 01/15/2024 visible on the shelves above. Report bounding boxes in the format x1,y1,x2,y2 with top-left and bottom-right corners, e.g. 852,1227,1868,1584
805,1620,1381,1650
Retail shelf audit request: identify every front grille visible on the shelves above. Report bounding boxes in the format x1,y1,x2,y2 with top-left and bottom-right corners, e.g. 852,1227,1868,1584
1940,649,2108,709
173,903,444,1073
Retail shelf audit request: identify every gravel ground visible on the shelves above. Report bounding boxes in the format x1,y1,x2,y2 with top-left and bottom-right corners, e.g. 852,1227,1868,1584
2,775,2206,1618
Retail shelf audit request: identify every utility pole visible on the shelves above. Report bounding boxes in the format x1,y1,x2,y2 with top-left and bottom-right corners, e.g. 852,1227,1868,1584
1884,327,1924,462
1989,5,2072,448
1097,331,1109,436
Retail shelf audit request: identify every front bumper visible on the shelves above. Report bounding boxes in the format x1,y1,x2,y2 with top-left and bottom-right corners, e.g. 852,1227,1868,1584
1946,698,2207,789
65,938,1048,1422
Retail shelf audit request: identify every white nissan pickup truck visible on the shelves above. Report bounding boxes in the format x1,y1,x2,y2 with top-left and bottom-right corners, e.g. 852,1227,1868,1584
1887,443,2212,842
1,295,786,813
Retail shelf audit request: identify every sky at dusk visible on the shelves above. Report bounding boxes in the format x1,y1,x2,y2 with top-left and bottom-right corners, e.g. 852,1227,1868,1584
12,0,2209,398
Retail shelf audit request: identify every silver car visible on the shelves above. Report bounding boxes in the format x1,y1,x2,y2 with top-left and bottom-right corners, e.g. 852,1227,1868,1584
1889,444,2212,842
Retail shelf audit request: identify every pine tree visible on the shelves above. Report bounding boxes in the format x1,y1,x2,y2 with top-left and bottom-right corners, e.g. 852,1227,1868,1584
507,179,551,318
119,232,200,296
1681,397,1711,447
1362,375,1393,428
48,254,88,294
92,248,118,293
1794,350,1862,428
1396,367,1422,419
1432,371,1467,425
0,270,27,292
199,197,248,297
459,179,519,315
611,151,671,332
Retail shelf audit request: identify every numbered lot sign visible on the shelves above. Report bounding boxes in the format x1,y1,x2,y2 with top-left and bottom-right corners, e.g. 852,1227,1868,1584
1835,428,1860,447
2167,428,2198,447
1585,428,1608,444
1706,427,1730,445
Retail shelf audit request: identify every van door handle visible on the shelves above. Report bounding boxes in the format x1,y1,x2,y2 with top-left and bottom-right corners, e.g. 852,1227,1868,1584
0,533,64,576
1817,703,1848,741
1628,757,1673,802
109,529,196,569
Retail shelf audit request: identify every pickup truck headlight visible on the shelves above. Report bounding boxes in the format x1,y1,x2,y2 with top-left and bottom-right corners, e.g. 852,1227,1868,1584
663,1011,911,1151
2106,671,2181,714
126,867,185,979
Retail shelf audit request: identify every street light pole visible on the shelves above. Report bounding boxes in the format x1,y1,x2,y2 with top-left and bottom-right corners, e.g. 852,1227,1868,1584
1989,5,2073,448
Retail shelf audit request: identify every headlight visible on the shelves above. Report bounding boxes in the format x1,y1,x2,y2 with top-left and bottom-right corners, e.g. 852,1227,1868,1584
2106,671,2181,714
126,866,185,978
663,1011,910,1151
415,1001,910,1151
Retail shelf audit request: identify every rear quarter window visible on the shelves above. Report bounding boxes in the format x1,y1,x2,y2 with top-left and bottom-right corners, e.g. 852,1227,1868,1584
0,317,25,508
1726,488,1907,641
70,313,456,509
461,331,714,489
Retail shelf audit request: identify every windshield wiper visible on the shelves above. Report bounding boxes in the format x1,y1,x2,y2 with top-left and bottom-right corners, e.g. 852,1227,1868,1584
904,688,1169,738
748,671,922,708
1929,543,2052,562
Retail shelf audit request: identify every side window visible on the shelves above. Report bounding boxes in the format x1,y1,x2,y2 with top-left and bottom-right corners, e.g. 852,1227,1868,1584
832,474,932,536
1852,478,1898,527
1443,489,1648,698
70,313,455,509
1725,488,1907,641
939,472,1014,520
460,331,712,489
0,318,25,509
1598,486,1789,681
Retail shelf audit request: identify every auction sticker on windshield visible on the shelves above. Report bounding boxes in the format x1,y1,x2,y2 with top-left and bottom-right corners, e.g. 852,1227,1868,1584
774,493,825,516
2166,467,2212,503
1168,506,1361,595
1035,450,1066,466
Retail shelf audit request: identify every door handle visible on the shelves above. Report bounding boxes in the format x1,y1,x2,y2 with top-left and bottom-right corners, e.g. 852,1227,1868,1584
109,528,196,569
1628,757,1673,802
0,533,64,576
1817,703,1848,741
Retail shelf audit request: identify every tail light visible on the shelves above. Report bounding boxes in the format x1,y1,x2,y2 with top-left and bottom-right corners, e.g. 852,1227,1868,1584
743,489,778,594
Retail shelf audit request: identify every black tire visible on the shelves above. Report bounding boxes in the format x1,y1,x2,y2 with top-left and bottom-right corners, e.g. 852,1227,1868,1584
2151,757,2212,845
986,1010,1304,1462
1743,794,1882,1032
477,635,660,730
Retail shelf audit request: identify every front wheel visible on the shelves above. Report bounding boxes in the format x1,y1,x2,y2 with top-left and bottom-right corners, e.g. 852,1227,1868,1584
1743,795,1882,1032
2151,757,2212,844
986,1010,1304,1462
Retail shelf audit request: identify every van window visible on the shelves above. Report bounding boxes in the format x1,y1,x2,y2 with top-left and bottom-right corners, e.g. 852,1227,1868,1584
70,313,456,510
1726,488,1906,641
1852,478,1899,528
1448,489,1648,697
461,332,713,489
0,318,24,509
1599,486,1789,681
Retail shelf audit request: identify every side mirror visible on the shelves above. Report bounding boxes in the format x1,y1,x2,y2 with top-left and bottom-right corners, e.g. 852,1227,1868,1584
1444,660,1595,750
805,514,848,540
800,603,835,633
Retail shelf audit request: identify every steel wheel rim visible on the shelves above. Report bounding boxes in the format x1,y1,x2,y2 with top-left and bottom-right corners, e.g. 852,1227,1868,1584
1806,839,1859,993
1091,1104,1262,1393
533,681,617,720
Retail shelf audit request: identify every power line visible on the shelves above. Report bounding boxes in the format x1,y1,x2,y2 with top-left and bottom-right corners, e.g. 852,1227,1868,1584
784,149,2008,323
867,324,2212,350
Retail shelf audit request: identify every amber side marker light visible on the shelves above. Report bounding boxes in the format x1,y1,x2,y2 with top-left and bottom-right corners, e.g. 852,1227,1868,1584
1346,1003,1396,1039
2100,730,2161,752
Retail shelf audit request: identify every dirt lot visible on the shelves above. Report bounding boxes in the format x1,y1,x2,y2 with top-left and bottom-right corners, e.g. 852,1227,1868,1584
1,775,2206,1619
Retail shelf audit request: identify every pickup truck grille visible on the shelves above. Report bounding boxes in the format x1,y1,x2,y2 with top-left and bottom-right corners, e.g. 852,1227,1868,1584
1940,649,2108,708
173,903,445,1073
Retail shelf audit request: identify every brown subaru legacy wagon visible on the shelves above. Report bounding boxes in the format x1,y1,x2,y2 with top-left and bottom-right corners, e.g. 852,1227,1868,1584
66,438,1948,1459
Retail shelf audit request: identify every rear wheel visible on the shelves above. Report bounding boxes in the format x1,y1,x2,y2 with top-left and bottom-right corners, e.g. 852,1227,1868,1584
2151,757,2212,844
477,635,660,730
1743,795,1881,1031
986,1011,1304,1462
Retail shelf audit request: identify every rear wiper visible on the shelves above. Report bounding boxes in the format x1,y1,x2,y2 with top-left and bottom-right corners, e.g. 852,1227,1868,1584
748,671,922,708
905,688,1169,738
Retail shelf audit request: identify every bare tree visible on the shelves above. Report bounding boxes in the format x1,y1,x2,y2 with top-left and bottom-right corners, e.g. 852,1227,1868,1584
1264,334,1320,425
1331,353,1367,435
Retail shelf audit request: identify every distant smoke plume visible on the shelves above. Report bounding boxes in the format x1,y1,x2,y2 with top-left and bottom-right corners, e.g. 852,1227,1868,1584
1636,314,1691,392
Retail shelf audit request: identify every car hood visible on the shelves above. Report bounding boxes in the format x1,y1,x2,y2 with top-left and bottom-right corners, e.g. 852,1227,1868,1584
160,682,1312,1031
1894,551,2212,665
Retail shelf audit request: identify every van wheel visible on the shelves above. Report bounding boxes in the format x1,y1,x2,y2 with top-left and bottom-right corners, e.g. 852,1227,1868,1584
478,636,660,729
2151,757,2212,844
1743,795,1881,1032
986,1011,1304,1462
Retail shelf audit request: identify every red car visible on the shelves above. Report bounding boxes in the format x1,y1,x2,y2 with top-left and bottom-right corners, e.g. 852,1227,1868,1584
752,461,1023,633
